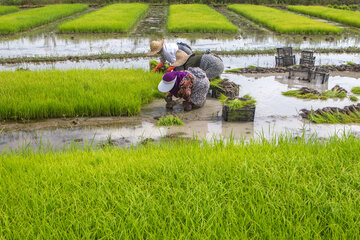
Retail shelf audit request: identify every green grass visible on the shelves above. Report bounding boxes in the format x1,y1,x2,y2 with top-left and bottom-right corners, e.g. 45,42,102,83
0,5,18,15
309,111,360,123
228,4,342,34
347,61,356,66
58,3,148,33
1,136,360,238
0,4,88,34
157,115,183,126
282,89,346,100
288,5,360,28
168,4,238,33
0,69,161,120
351,87,360,95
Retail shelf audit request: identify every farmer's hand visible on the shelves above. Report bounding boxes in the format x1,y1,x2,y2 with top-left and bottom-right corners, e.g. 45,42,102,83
152,62,164,72
165,94,173,103
166,66,175,72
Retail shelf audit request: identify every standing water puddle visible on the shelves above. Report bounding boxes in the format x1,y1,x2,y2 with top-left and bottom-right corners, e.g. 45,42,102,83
1,73,360,151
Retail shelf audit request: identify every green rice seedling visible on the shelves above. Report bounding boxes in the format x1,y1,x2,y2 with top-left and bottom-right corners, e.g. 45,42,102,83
168,4,238,33
0,69,161,120
157,115,183,126
309,111,360,123
322,90,347,99
209,78,223,90
350,95,359,102
224,95,256,110
58,3,148,33
351,87,360,94
0,5,18,15
288,5,360,28
282,90,319,99
149,60,169,72
282,89,346,100
224,68,242,73
0,4,88,34
1,136,360,238
228,4,342,34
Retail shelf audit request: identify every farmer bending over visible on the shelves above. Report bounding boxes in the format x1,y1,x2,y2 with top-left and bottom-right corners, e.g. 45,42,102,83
171,50,224,80
148,38,192,72
158,68,209,111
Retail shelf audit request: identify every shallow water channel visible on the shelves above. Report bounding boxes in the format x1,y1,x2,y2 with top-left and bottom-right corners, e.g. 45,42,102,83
1,72,360,151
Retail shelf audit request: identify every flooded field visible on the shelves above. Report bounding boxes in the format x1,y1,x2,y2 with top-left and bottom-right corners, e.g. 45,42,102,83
2,72,360,151
1,53,359,71
1,33,360,58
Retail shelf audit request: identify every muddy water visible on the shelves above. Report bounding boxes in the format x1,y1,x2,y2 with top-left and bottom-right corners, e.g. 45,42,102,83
1,74,360,151
0,53,358,71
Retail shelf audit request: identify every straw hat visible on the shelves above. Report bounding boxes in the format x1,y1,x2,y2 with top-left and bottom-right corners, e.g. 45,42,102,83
171,50,191,67
147,38,165,56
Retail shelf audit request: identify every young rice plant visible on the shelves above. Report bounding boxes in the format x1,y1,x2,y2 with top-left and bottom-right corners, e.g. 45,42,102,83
58,3,148,33
168,4,238,33
228,4,342,34
0,4,88,34
157,115,184,126
1,137,360,238
288,5,360,28
351,87,360,95
0,5,18,15
0,69,161,120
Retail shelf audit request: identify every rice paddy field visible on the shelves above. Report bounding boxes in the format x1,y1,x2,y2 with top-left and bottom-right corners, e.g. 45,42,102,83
0,4,88,34
288,5,360,28
0,5,18,15
228,4,342,34
2,1,360,239
1,137,360,238
167,4,238,33
58,3,148,33
0,69,161,120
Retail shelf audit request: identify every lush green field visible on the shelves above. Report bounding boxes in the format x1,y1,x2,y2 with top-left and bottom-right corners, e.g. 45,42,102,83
0,4,88,34
58,3,148,33
168,4,238,33
0,69,161,120
228,4,342,34
288,5,360,28
1,137,360,238
0,5,18,15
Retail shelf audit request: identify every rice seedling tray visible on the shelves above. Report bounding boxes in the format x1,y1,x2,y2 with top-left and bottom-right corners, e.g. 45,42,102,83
210,79,239,99
222,96,256,122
